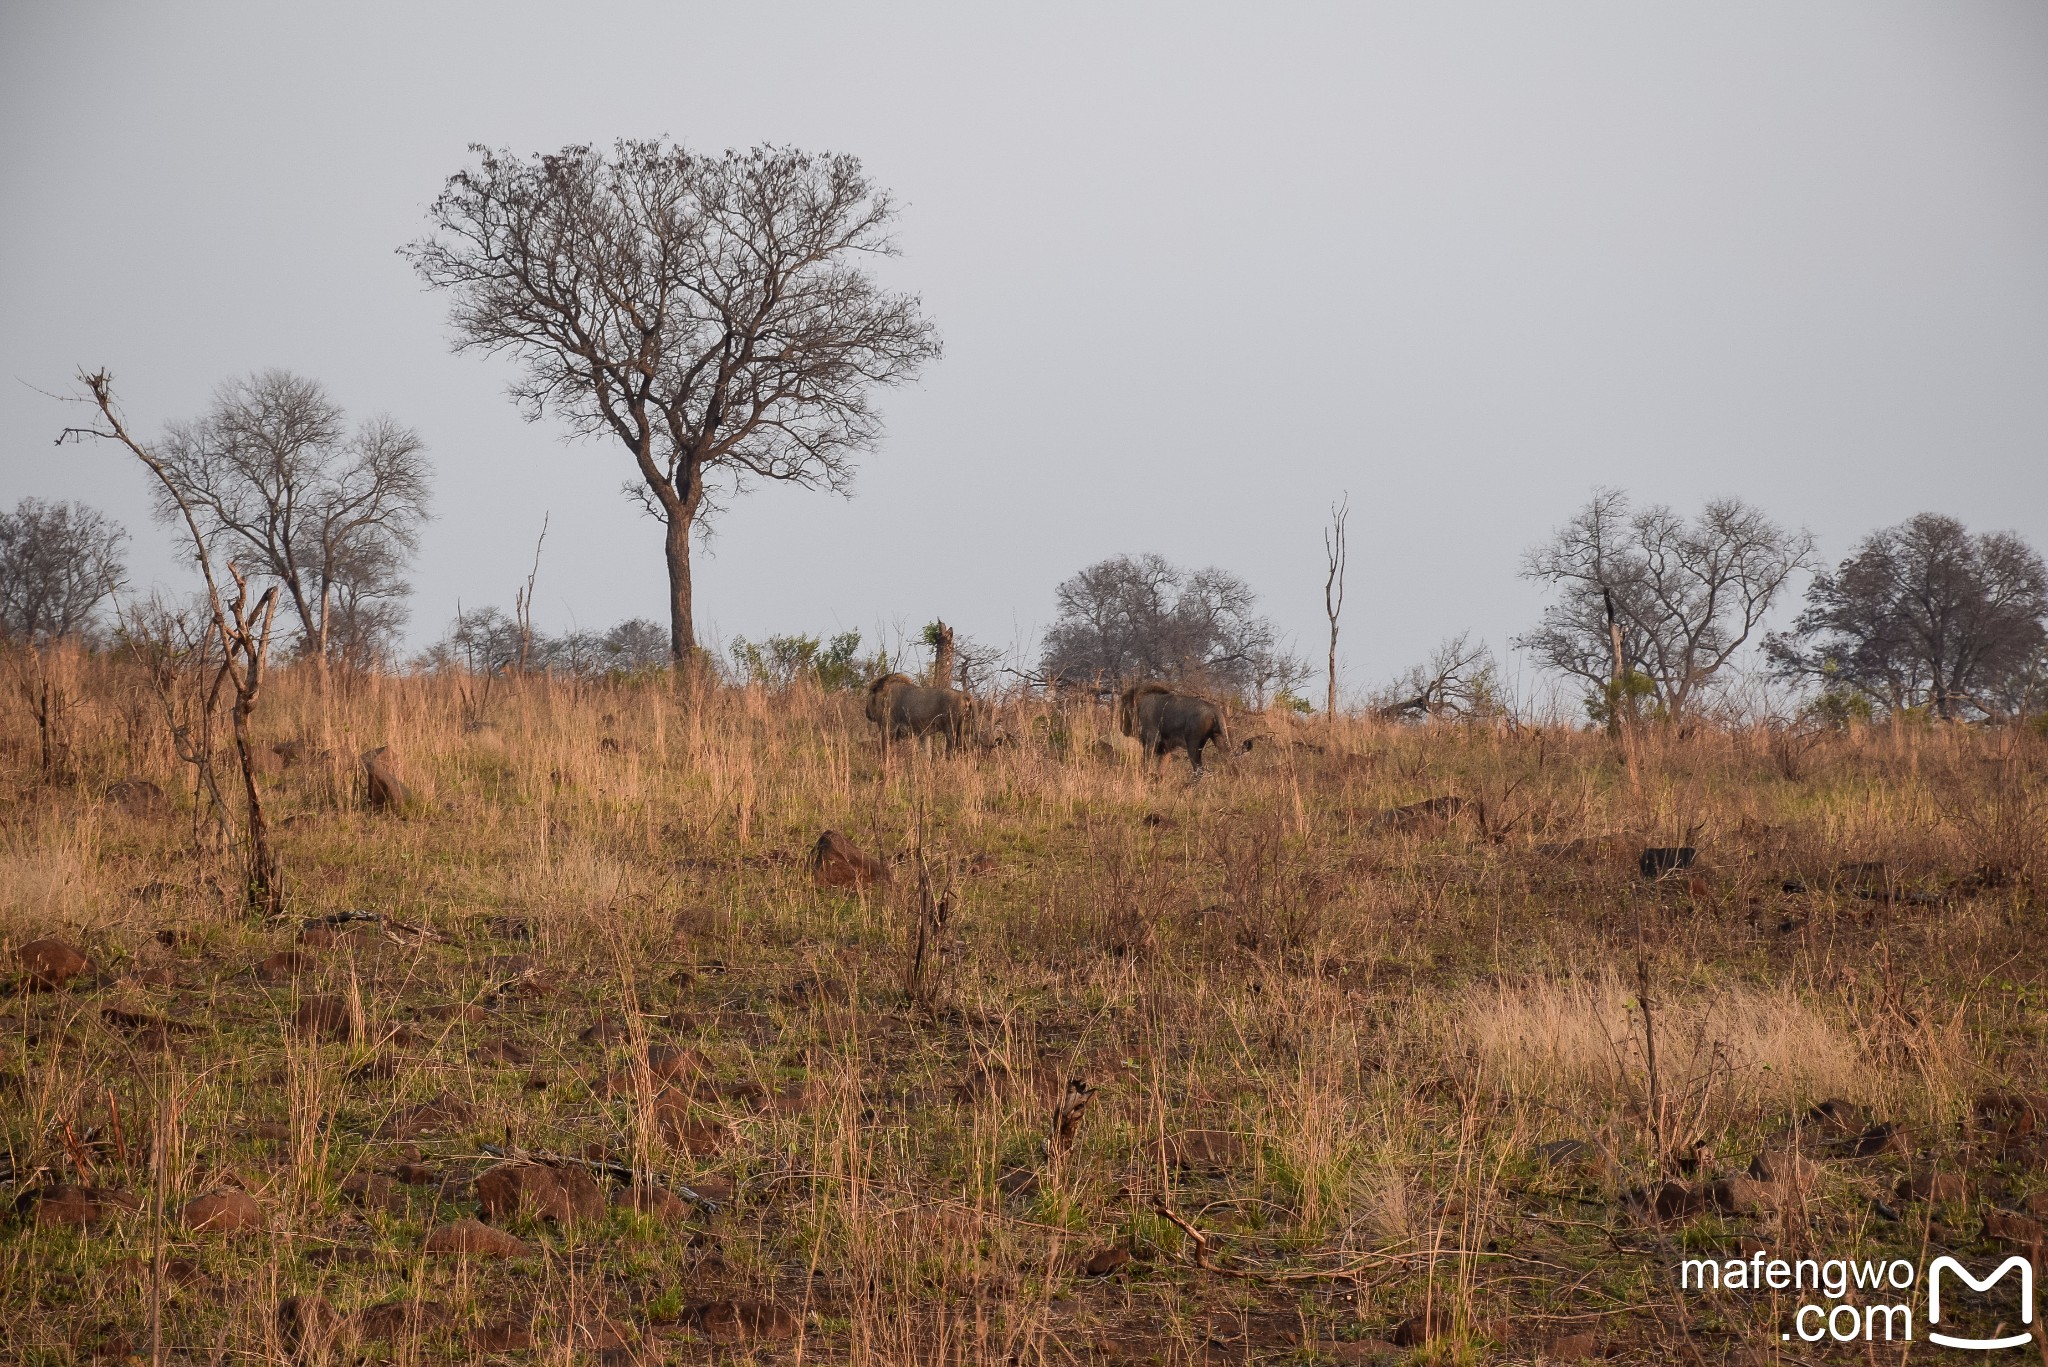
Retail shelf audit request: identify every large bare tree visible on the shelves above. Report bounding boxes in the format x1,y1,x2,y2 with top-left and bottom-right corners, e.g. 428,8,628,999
405,141,942,664
155,370,429,668
0,497,128,642
1519,488,1813,724
405,141,941,666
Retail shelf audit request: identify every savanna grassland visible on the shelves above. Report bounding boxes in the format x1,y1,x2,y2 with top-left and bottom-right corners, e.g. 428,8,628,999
3,650,2046,1365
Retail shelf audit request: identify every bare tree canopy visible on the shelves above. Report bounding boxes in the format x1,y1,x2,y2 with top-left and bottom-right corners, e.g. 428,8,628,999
154,370,430,667
1376,632,1504,720
0,497,128,642
1768,513,2048,721
1518,489,1813,722
419,608,671,679
403,140,942,665
1039,553,1303,703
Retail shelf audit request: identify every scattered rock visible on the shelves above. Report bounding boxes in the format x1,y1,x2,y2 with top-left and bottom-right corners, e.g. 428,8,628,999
614,1184,692,1224
1708,1175,1776,1216
809,830,889,890
1985,1207,2045,1248
471,1320,536,1352
17,937,90,989
474,1161,604,1224
693,1300,799,1344
15,1185,139,1227
291,996,355,1042
1833,1122,1910,1159
1150,1129,1248,1171
1975,1090,2047,1137
1805,1098,1869,1137
361,746,412,811
377,1091,472,1140
1390,1306,1450,1347
647,1044,707,1084
422,1218,529,1258
1077,1244,1131,1276
340,1171,403,1213
1638,846,1697,880
256,951,314,983
1531,1138,1613,1184
182,1189,265,1234
1367,797,1464,834
277,1295,353,1360
349,1299,451,1342
105,778,166,818
1898,1167,1969,1204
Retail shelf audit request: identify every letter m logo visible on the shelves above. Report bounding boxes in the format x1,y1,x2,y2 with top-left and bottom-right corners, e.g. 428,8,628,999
1928,1255,2034,1351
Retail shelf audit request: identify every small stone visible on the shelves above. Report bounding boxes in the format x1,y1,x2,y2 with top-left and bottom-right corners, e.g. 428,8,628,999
614,1184,692,1224
182,1189,265,1234
1078,1244,1131,1275
474,1161,605,1224
1898,1167,1969,1204
1542,1331,1598,1360
292,996,355,1041
257,950,314,983
694,1300,799,1344
1985,1207,2045,1248
1390,1306,1450,1347
17,937,90,989
1709,1175,1776,1216
422,1219,529,1258
377,1091,472,1139
471,1320,535,1352
340,1171,403,1213
16,1184,139,1227
277,1295,353,1359
808,830,889,890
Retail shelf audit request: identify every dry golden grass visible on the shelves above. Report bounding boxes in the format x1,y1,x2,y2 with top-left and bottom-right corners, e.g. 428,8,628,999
1,645,2044,1364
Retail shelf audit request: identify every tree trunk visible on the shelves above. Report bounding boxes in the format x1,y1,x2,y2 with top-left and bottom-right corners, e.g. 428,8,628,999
663,503,697,668
230,691,280,916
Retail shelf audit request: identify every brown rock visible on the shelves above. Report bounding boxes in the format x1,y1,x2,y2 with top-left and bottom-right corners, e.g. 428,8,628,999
1898,1167,1969,1204
377,1091,472,1139
17,937,90,988
1390,1306,1450,1347
292,996,355,1041
474,1161,604,1224
614,1184,693,1224
1150,1129,1248,1171
105,778,166,818
1708,1175,1776,1216
1542,1332,1599,1360
1532,1138,1614,1184
1078,1244,1132,1275
1748,1145,1821,1196
1806,1098,1869,1137
808,830,889,890
422,1218,530,1258
694,1300,800,1344
16,1184,139,1227
1985,1207,2046,1248
340,1171,403,1213
653,1092,730,1154
470,1320,536,1352
647,1044,707,1084
349,1299,450,1342
361,746,412,811
182,1189,265,1234
277,1294,353,1360
256,951,314,983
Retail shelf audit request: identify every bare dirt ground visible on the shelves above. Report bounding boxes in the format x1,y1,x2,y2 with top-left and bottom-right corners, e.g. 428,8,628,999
3,657,2044,1364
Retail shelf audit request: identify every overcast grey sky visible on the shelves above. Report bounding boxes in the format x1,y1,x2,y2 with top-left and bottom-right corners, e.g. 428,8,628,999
5,3,2046,699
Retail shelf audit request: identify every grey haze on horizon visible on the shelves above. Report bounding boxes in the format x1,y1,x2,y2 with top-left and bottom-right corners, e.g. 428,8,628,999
4,3,2046,704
